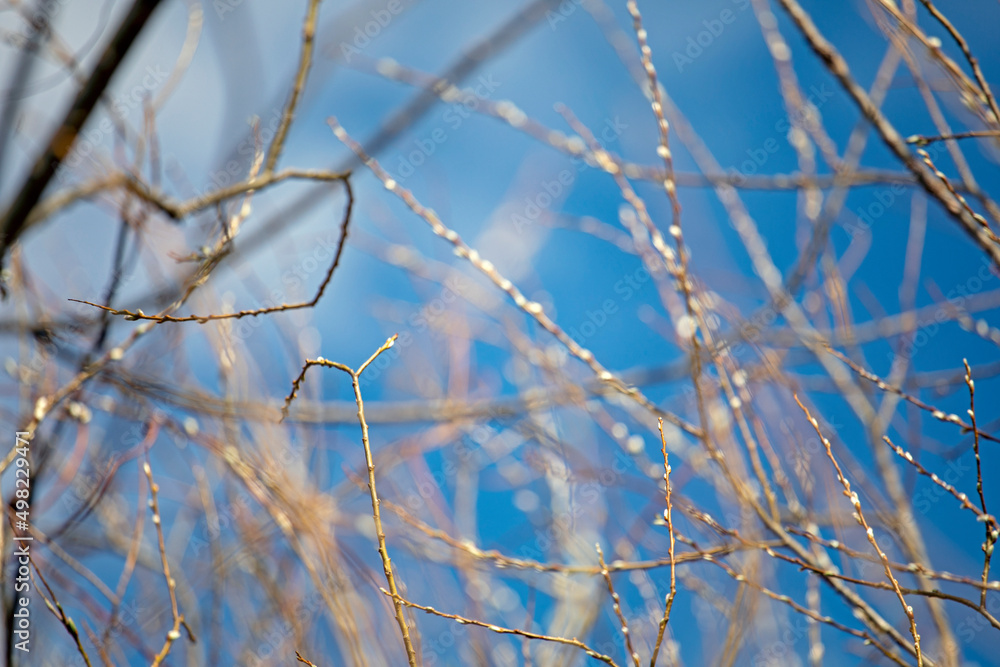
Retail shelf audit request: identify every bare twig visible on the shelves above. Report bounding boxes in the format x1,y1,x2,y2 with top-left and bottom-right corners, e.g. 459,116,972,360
281,335,417,666
143,455,190,666
71,178,353,324
385,590,621,666
0,0,165,271
597,543,640,667
650,418,677,667
795,395,923,665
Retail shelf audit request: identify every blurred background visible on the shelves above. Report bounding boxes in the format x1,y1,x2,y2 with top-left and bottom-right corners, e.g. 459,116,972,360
1,0,999,665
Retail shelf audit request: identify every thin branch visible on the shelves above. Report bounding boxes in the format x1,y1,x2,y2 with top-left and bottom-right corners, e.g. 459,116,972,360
775,0,1000,269
0,0,165,271
143,455,191,667
71,178,353,324
795,395,923,666
597,544,640,667
385,590,621,666
908,130,1000,146
264,0,321,175
327,116,702,439
281,335,417,666
964,360,997,610
914,0,1000,127
650,418,677,667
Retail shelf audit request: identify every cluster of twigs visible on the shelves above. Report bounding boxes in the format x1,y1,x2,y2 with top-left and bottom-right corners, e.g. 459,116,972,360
1,0,999,665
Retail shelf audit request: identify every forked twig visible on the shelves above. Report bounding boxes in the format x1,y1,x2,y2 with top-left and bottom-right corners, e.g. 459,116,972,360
326,116,701,439
281,334,417,666
295,651,319,666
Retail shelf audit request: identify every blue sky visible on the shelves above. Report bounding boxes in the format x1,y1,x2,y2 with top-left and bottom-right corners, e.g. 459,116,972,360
3,0,1000,664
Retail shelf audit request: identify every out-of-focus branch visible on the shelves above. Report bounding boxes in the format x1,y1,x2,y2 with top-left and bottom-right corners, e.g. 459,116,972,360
0,0,165,275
